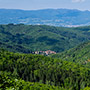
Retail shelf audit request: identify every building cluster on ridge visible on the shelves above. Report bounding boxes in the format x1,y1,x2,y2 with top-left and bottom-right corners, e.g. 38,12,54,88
34,50,56,56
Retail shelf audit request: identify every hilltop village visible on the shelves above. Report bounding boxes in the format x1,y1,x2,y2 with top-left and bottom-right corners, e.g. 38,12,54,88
33,50,56,56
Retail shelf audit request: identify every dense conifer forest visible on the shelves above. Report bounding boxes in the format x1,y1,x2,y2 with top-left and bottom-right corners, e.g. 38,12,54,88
0,49,90,90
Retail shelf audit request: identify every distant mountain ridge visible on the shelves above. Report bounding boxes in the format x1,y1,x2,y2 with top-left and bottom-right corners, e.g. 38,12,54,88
0,8,90,27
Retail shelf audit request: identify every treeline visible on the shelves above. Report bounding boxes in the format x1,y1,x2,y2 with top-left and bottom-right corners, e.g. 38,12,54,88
1,49,90,89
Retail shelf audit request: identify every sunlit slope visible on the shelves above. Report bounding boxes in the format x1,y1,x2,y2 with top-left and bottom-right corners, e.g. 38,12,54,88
51,41,90,66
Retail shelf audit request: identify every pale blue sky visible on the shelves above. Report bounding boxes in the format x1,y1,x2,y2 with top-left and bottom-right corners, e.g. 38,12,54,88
0,0,90,11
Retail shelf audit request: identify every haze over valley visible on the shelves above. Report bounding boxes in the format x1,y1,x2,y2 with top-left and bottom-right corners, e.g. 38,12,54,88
0,8,90,27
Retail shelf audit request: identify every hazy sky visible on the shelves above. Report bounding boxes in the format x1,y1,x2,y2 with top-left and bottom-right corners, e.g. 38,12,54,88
0,0,90,11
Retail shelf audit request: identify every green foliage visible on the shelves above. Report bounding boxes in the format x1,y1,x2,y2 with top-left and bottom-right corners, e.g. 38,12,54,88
0,24,90,53
0,49,90,90
51,41,90,68
0,41,32,53
0,71,66,90
84,87,90,90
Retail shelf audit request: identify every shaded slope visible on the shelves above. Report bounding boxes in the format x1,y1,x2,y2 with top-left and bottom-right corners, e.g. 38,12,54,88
0,41,32,53
0,24,90,53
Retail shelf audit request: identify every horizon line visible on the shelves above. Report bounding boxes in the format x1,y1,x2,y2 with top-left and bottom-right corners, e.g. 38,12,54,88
0,8,89,11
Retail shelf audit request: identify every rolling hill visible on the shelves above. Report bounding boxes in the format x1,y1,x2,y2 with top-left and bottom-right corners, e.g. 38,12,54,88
51,41,90,67
0,9,90,27
0,24,90,53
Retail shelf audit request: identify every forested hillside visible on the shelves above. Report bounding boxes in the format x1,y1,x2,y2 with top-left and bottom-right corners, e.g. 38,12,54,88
0,24,90,53
1,49,90,90
0,41,32,53
51,41,90,67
